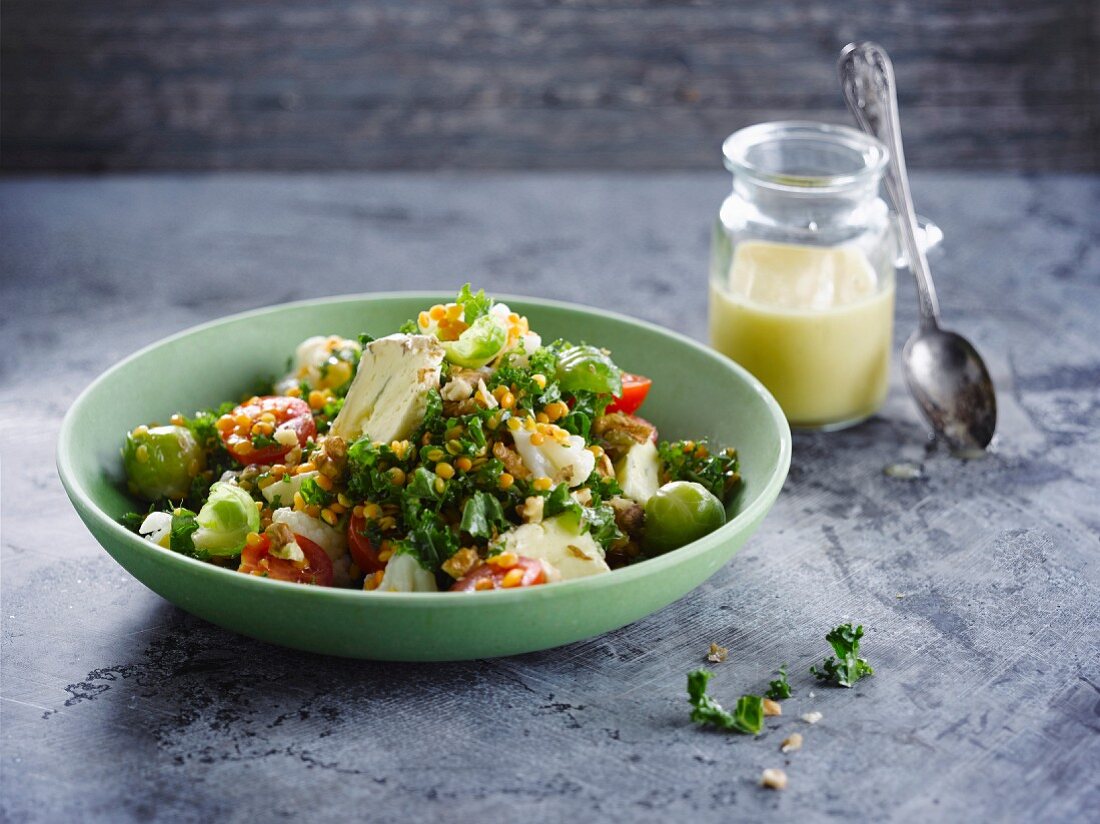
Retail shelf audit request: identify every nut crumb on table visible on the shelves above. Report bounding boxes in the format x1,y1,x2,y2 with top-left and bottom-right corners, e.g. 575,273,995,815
761,768,788,790
706,643,728,663
762,698,782,716
800,711,823,724
781,733,803,753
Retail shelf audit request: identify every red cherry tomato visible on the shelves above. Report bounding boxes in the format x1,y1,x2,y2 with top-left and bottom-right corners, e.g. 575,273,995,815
605,373,652,415
237,532,333,586
293,535,334,587
451,556,549,592
347,513,384,574
217,396,315,465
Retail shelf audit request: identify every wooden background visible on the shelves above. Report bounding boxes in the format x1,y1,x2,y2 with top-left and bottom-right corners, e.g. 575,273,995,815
2,0,1097,172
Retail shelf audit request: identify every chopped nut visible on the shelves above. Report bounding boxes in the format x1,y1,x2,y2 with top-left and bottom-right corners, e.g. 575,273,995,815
493,441,530,479
800,711,823,724
520,495,545,524
760,768,787,790
706,643,728,663
780,733,803,753
441,548,481,580
762,698,782,717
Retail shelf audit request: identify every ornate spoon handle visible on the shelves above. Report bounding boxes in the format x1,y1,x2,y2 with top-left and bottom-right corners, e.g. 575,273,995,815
838,41,941,328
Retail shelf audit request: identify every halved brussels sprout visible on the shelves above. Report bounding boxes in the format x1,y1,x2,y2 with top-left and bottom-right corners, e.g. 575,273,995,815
122,425,205,501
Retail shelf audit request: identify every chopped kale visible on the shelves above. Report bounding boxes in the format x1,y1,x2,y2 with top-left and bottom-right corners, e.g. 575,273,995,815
169,508,202,557
687,669,764,735
658,439,741,502
460,491,507,539
455,283,493,322
766,665,792,700
119,511,147,532
298,475,334,508
811,623,874,687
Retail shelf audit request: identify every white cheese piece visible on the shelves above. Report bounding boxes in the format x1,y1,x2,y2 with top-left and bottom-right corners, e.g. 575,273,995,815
511,426,596,488
614,439,661,505
495,514,610,581
330,334,444,445
377,552,438,592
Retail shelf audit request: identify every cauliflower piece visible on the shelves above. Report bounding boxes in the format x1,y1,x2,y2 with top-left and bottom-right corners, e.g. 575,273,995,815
511,425,595,488
261,470,315,508
138,511,173,548
275,335,361,394
377,553,438,592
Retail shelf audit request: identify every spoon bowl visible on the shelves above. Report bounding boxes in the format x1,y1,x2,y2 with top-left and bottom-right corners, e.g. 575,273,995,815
903,326,997,452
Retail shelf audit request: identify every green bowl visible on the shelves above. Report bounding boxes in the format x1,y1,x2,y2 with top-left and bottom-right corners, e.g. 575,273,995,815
57,294,790,661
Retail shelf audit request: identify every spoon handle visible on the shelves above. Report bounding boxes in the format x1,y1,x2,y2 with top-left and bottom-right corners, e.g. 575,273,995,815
838,42,941,328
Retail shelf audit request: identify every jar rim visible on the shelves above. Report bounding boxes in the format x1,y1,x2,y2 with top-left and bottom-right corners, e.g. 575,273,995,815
722,121,889,193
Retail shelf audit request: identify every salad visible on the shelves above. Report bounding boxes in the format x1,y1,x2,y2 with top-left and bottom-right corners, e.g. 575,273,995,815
119,286,741,593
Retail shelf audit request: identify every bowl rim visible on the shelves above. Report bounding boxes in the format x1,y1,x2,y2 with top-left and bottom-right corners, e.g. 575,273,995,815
56,291,791,607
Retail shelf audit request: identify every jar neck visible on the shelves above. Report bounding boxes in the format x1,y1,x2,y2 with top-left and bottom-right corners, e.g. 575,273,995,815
731,174,883,227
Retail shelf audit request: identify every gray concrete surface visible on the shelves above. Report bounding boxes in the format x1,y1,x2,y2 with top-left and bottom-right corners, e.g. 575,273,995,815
1,172,1098,823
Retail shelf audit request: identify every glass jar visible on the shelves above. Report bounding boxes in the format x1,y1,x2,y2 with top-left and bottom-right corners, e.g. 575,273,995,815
709,121,899,430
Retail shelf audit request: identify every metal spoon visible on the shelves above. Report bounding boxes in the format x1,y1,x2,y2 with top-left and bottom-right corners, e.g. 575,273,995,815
838,41,997,452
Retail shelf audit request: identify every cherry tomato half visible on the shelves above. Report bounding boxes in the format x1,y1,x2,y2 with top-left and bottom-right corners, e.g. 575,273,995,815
217,396,316,465
238,532,333,586
347,513,384,574
451,556,549,592
605,373,652,415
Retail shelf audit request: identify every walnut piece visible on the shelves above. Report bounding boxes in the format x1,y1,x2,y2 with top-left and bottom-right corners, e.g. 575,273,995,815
800,711,823,724
706,643,728,663
760,768,787,790
762,698,782,717
493,441,530,479
520,496,545,524
441,548,481,580
780,733,803,753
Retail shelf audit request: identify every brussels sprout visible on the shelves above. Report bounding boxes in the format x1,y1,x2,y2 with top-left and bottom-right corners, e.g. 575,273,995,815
555,344,623,396
122,425,205,501
643,481,726,555
191,482,260,556
443,314,507,368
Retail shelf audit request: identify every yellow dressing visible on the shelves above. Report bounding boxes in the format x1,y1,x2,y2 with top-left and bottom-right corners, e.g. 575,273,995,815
709,240,894,427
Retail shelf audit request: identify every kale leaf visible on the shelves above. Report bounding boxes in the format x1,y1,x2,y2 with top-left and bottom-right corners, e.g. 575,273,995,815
810,623,874,687
169,508,202,557
456,283,493,322
687,669,764,735
460,491,507,539
298,475,334,508
583,503,622,551
396,507,459,574
657,439,741,503
766,665,792,700
119,511,147,532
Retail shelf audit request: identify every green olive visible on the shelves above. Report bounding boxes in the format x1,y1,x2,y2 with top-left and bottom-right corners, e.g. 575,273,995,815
643,481,726,555
122,424,205,501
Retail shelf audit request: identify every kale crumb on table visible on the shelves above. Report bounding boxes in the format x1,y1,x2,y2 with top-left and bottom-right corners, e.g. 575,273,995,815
118,284,743,593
